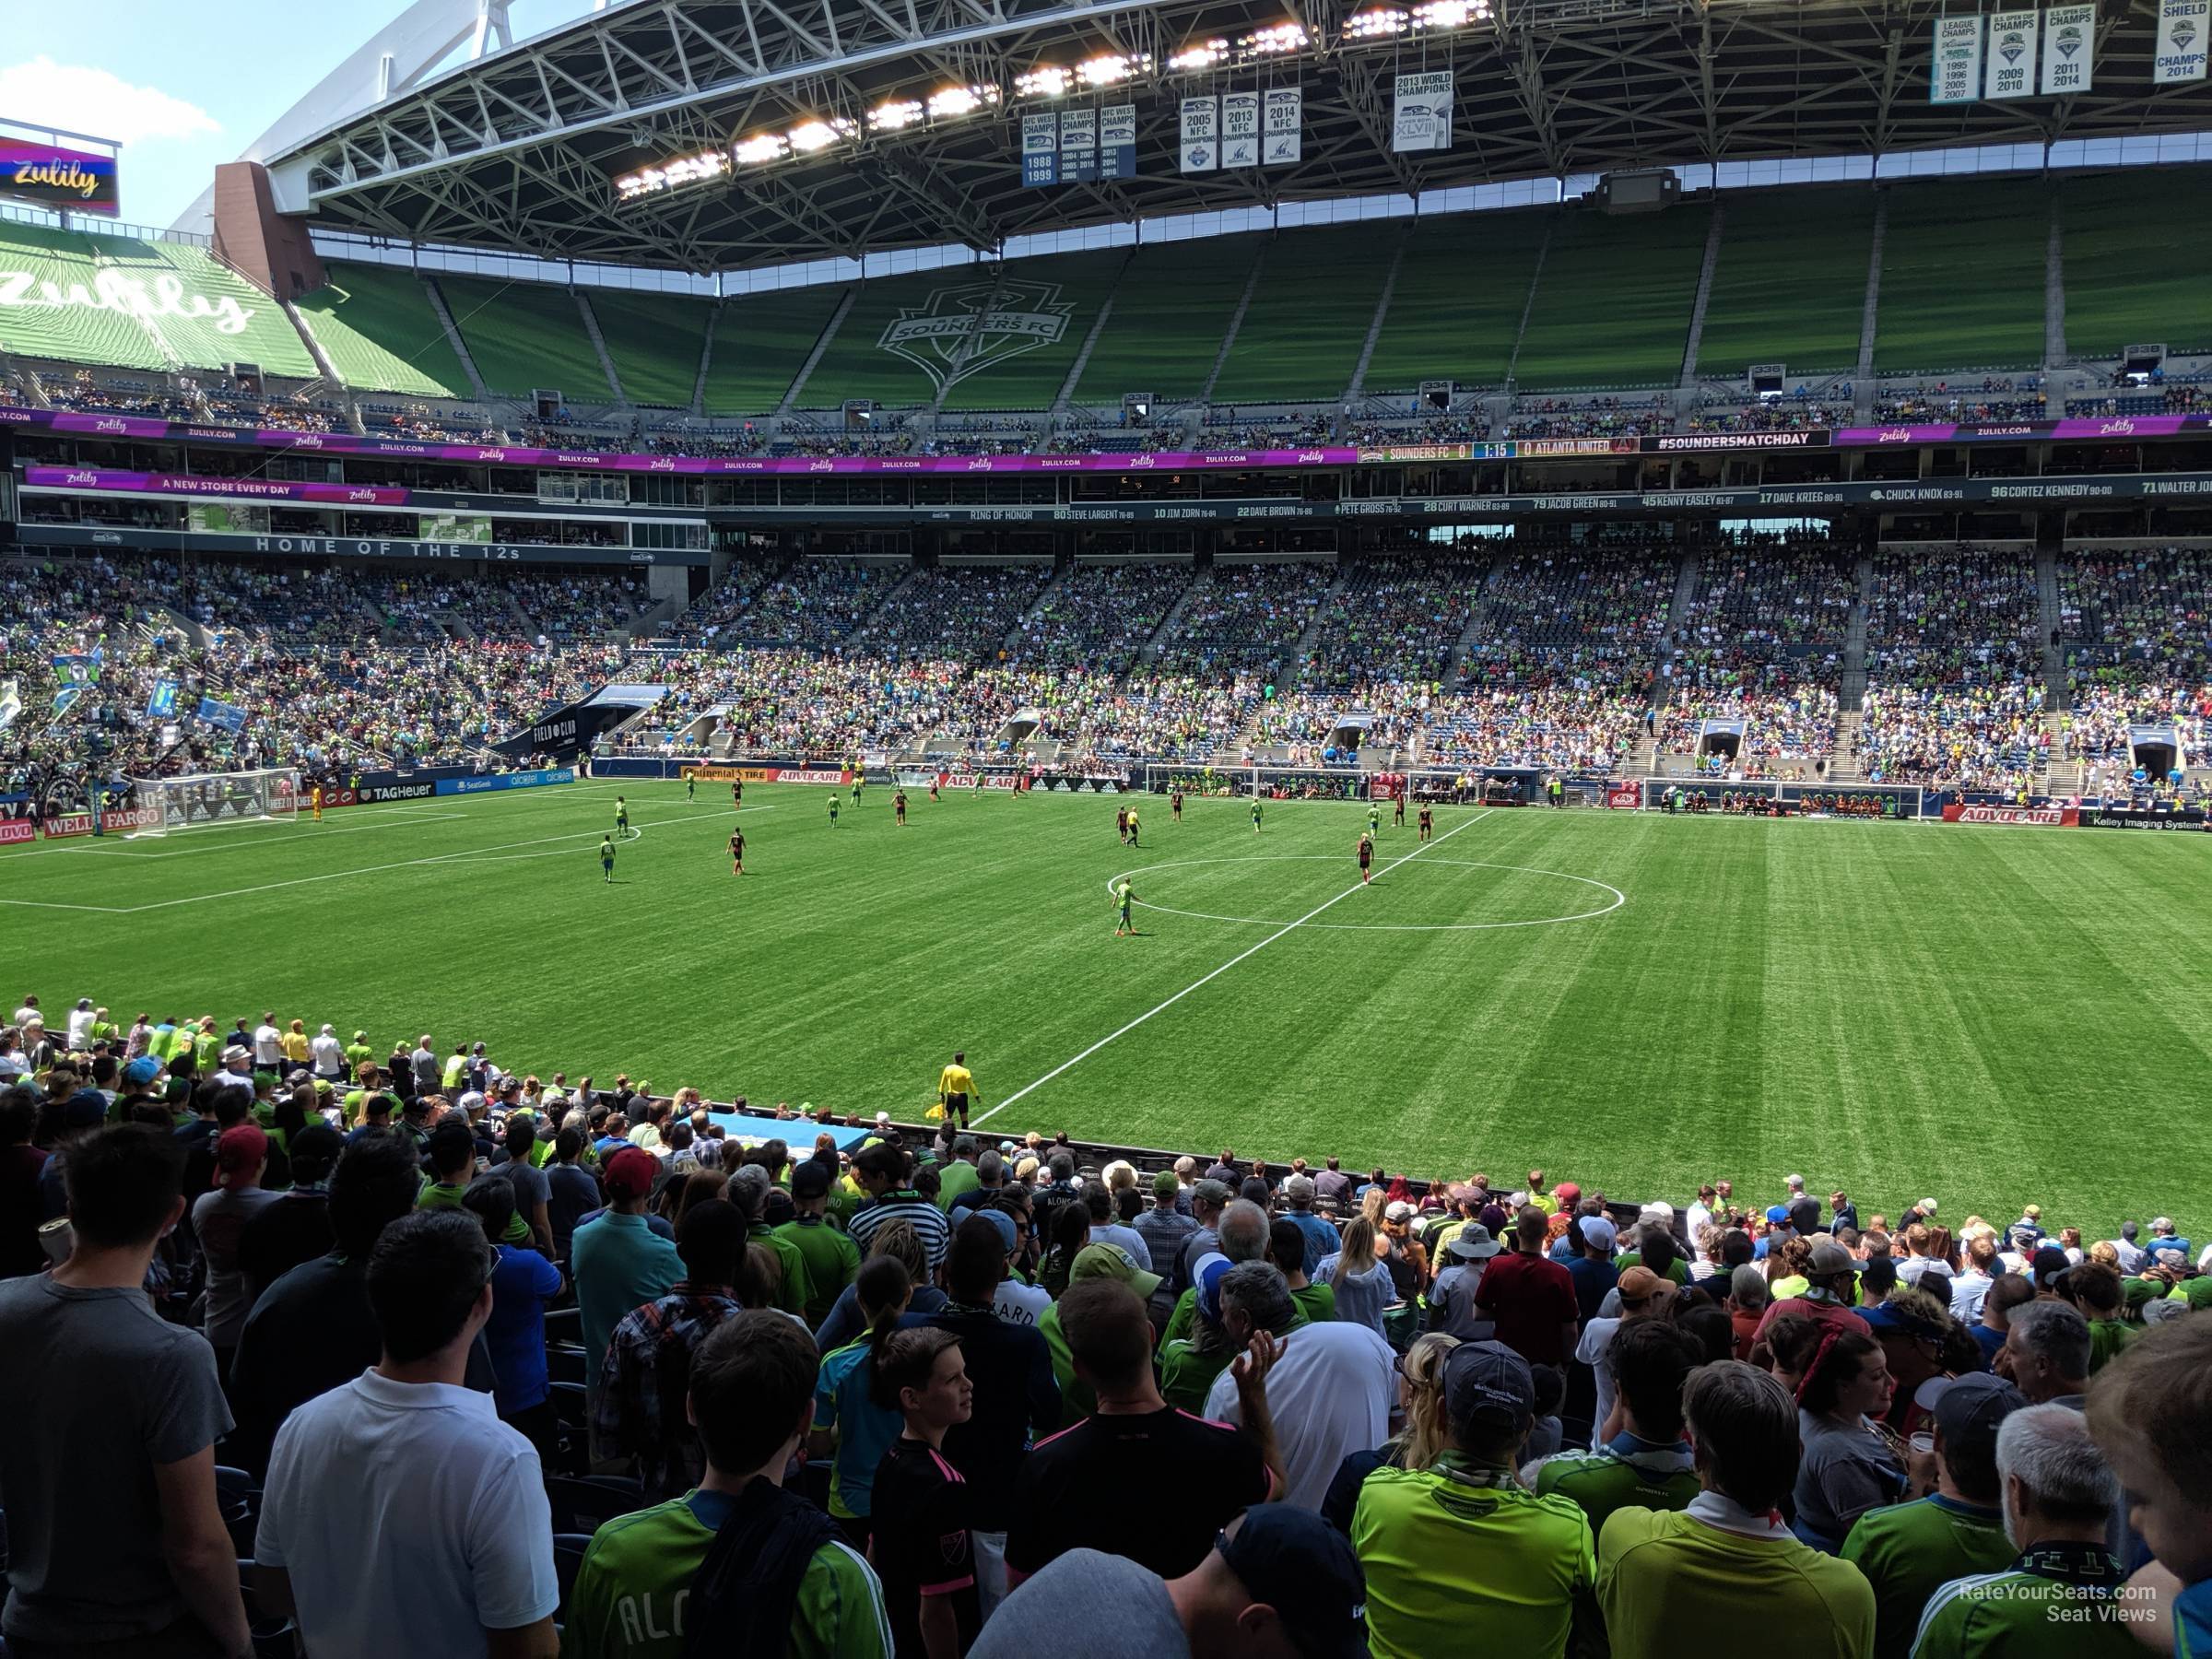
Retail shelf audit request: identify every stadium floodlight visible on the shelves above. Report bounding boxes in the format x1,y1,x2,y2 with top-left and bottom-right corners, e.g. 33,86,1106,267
1079,53,1145,86
734,134,788,166
613,147,729,202
1169,39,1229,70
1017,65,1072,98
1411,0,1477,26
870,99,924,131
1344,9,1408,39
786,119,849,153
928,86,986,118
1241,22,1310,53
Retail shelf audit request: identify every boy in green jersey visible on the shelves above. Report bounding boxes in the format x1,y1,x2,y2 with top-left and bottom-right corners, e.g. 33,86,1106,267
560,1312,890,1659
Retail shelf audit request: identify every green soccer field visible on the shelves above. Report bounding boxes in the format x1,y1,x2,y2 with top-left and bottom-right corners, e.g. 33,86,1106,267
14,780,2211,1234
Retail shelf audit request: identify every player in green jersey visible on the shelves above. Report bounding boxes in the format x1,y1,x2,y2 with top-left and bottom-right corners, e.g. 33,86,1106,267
686,772,695,801
1369,803,1382,837
828,794,840,828
599,835,616,882
1251,798,1264,833
614,795,629,835
1114,879,1135,935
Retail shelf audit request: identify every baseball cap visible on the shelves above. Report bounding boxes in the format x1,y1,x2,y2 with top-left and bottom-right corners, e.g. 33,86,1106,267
1214,1506,1366,1659
457,1090,487,1113
972,1207,1019,1257
1913,1372,2027,1465
1151,1170,1181,1200
216,1124,268,1180
1765,1205,1792,1226
1446,1222,1501,1261
1807,1240,1855,1276
1194,1253,1232,1323
1443,1339,1536,1434
1617,1265,1665,1303
1477,1203,1510,1233
122,1056,161,1086
790,1161,832,1201
62,1090,106,1130
1192,1177,1232,1207
604,1147,660,1201
1576,1215,1618,1254
1072,1241,1163,1300
1553,1182,1582,1206
1384,1200,1415,1224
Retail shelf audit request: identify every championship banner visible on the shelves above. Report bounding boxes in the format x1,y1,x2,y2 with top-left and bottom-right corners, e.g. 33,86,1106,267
1020,113,1058,186
2041,3,2095,92
1264,88,1302,165
194,696,247,734
1180,96,1218,172
1100,104,1137,179
1059,108,1098,182
2155,0,2208,81
1392,72,1453,152
1985,9,2040,96
1932,15,1985,102
1221,92,1261,168
0,138,120,218
146,679,179,720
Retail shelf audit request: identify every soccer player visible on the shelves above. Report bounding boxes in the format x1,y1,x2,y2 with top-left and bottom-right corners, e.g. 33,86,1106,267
1125,806,1140,847
1114,878,1135,936
1358,831,1375,884
1171,789,1183,822
850,776,863,806
1116,806,1129,844
686,772,695,802
1394,790,1406,828
732,779,743,807
894,789,908,827
599,835,616,883
1418,804,1434,841
937,1052,978,1131
828,794,840,829
729,826,745,876
930,772,942,803
615,796,629,836
1252,797,1264,834
1368,802,1382,838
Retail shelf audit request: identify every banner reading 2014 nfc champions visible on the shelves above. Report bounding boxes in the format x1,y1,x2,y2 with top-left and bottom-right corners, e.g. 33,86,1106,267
1392,72,1453,152
2156,0,2209,81
1264,88,1302,165
1931,14,1984,102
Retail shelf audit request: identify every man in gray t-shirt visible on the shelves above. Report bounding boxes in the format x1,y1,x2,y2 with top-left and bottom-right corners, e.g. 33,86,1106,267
0,1124,248,1654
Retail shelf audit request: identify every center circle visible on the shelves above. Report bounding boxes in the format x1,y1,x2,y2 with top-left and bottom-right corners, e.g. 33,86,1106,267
1102,855,1627,933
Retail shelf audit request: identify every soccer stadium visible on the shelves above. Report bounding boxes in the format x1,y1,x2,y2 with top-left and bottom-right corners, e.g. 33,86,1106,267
4,0,2212,1653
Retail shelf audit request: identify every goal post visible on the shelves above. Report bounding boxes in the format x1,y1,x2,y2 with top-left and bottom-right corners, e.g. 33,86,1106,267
1639,777,1925,818
127,769,300,838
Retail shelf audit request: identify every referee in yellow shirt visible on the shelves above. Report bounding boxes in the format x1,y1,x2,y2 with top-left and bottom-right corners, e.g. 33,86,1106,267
937,1052,979,1131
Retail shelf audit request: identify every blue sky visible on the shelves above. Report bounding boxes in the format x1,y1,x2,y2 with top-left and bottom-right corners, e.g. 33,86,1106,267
2,0,597,229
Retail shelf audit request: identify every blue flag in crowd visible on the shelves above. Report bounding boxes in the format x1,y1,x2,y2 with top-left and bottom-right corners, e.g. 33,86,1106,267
147,679,180,720
195,696,247,734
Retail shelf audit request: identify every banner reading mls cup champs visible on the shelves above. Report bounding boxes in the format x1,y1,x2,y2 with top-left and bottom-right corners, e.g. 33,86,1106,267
1392,72,1453,152
2156,0,2209,81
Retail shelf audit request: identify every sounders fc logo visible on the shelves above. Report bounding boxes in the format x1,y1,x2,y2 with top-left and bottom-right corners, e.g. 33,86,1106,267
878,280,1073,395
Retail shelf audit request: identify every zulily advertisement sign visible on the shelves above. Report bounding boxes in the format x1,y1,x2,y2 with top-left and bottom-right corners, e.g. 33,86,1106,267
0,138,119,217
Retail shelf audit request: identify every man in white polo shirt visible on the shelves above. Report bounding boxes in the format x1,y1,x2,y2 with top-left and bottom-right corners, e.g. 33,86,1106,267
253,1209,559,1658
253,1011,285,1070
1202,1262,1395,1510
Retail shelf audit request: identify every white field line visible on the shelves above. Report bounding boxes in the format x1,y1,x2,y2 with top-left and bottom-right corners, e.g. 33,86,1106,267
972,809,1492,1125
0,806,747,914
52,812,471,858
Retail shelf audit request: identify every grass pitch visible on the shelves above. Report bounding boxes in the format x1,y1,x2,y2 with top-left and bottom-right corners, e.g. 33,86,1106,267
15,780,2211,1234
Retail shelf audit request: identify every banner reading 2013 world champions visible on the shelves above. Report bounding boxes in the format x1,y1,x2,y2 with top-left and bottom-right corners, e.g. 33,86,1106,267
1391,73,1453,152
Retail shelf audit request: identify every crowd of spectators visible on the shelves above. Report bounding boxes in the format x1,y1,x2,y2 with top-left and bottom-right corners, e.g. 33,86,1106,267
1873,378,2046,424
1151,562,1335,681
1346,411,1493,446
1857,547,2047,791
5,998,2206,1659
1683,391,1852,434
2054,546,2212,781
1500,394,1668,441
1657,538,1853,765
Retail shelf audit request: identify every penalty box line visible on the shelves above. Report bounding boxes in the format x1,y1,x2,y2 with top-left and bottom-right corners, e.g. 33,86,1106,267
973,809,1492,1126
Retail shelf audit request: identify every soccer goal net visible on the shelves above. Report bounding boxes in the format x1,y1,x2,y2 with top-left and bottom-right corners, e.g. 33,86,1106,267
1638,777,1925,818
127,769,300,838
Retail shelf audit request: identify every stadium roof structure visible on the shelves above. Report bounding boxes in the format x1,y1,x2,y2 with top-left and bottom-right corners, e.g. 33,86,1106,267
264,0,2212,272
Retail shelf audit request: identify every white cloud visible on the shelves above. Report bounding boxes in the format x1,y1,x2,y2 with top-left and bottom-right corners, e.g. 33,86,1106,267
0,56,220,147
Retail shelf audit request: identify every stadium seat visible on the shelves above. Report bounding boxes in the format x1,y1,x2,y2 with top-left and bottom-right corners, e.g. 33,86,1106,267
545,1475,646,1536
552,1533,594,1620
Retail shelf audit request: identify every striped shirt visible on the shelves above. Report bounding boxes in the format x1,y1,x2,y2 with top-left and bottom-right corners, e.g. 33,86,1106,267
848,1191,950,1272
